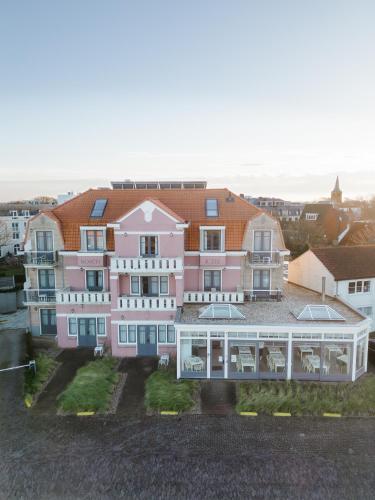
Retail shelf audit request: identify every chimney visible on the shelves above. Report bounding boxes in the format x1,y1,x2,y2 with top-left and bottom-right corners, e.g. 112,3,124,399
240,193,245,198
321,277,326,303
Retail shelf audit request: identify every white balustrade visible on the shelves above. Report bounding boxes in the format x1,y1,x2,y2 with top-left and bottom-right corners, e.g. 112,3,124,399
183,291,244,304
57,289,111,305
118,296,176,310
111,257,183,273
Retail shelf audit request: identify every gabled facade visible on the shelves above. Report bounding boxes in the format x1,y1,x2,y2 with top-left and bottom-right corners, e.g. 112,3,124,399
23,187,370,382
289,246,375,331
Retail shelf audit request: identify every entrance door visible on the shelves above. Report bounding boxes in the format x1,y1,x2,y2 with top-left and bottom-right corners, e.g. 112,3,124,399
138,325,157,355
40,309,57,335
78,318,97,347
210,339,225,378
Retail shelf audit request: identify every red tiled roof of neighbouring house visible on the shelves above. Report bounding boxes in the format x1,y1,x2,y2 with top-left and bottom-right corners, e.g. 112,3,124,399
46,188,262,251
311,245,375,280
339,222,375,246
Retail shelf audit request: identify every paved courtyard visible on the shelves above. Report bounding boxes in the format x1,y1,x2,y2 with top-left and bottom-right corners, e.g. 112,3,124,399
1,330,375,499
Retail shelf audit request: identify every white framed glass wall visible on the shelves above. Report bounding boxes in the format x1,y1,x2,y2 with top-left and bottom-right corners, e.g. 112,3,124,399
176,327,369,382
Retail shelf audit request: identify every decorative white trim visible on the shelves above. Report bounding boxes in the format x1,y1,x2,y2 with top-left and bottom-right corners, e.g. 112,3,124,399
115,200,183,224
114,231,183,236
56,313,111,318
111,320,175,325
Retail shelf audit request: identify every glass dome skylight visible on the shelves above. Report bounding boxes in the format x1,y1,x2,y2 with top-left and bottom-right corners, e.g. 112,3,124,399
297,305,345,321
199,304,245,319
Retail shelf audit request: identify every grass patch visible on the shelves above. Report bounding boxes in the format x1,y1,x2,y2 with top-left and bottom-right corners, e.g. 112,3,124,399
24,353,58,404
145,369,197,412
57,357,119,413
236,375,375,416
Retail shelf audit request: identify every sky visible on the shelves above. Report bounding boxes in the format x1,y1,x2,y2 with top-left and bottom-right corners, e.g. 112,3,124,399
1,0,375,202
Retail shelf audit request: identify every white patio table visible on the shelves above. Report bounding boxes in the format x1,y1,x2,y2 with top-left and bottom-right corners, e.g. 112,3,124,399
268,352,285,372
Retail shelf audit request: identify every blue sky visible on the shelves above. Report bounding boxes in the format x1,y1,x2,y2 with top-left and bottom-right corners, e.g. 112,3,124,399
1,0,375,201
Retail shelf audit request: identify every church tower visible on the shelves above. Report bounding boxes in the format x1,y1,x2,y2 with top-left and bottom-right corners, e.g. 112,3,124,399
331,176,342,205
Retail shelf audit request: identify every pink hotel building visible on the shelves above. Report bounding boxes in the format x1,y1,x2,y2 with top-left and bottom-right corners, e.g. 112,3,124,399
23,182,370,382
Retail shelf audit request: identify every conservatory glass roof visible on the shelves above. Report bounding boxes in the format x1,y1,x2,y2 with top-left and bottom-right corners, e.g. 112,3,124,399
199,304,245,319
297,305,345,321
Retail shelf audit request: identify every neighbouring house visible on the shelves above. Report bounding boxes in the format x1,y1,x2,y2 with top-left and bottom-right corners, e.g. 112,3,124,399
300,203,349,244
245,196,305,222
339,221,375,246
22,184,370,382
0,205,38,256
289,245,375,332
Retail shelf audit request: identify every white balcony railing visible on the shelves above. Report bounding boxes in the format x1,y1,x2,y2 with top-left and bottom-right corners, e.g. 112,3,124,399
57,288,111,305
118,296,177,310
184,291,244,304
111,257,183,273
24,251,58,266
248,251,281,267
24,289,56,304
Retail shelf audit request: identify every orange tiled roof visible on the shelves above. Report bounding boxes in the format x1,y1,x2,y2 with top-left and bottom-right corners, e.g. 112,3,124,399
48,188,261,251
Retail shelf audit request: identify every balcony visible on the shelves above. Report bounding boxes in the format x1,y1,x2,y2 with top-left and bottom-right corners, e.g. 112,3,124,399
24,251,58,266
247,289,282,301
248,251,281,267
184,291,244,304
57,288,111,305
118,296,177,311
24,289,56,305
111,257,183,274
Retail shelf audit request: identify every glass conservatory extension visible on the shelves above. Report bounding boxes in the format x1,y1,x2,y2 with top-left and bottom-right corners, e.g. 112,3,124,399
176,328,369,382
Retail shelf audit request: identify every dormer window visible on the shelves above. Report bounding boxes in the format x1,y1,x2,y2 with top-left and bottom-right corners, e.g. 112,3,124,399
206,199,218,217
86,230,105,251
11,210,18,218
22,210,30,218
140,236,158,257
305,213,318,221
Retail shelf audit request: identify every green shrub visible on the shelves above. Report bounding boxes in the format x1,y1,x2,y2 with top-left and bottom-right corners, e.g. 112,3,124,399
145,370,197,412
24,353,57,401
236,376,375,416
57,357,119,413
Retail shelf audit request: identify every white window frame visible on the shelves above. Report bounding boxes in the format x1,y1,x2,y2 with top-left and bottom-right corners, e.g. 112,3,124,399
118,324,137,345
203,269,222,292
80,227,106,252
200,226,225,252
305,213,318,221
139,235,159,257
348,280,371,295
85,269,105,291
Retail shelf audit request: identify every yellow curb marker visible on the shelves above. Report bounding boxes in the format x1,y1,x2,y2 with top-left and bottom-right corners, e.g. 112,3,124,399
273,412,292,417
240,411,258,416
160,411,178,415
323,413,341,418
76,411,95,416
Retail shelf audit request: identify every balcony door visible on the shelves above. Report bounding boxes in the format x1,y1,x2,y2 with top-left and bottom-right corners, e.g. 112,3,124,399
78,318,97,347
141,276,159,296
36,231,54,262
38,269,55,300
137,325,157,355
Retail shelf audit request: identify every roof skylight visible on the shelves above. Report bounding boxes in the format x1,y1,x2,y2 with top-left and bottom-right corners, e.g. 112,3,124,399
199,303,245,319
90,199,108,218
297,305,345,321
